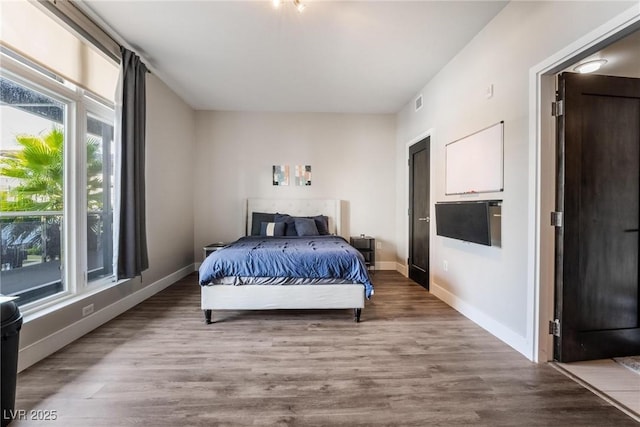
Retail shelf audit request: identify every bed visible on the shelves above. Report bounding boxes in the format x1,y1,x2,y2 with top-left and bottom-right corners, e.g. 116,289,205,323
198,198,373,323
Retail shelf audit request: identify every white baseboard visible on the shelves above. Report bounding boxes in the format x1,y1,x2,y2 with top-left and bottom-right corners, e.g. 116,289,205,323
375,261,397,271
396,263,408,277
431,281,530,359
18,264,196,372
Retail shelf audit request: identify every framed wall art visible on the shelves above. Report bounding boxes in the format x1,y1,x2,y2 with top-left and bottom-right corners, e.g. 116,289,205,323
295,165,312,186
272,165,289,186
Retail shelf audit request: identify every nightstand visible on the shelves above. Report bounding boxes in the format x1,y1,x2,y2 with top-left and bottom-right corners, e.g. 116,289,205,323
350,236,375,273
203,242,228,260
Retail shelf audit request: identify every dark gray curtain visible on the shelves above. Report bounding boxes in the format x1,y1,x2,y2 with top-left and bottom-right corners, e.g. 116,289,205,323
117,47,149,279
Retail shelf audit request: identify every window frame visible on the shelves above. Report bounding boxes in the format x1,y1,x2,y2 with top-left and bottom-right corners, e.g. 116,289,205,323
1,51,117,315
83,99,116,286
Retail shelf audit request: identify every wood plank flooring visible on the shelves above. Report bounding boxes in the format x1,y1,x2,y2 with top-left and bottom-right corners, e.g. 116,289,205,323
12,271,639,426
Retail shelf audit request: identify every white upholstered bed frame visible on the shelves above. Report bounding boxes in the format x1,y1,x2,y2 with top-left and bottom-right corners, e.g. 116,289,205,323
201,198,365,323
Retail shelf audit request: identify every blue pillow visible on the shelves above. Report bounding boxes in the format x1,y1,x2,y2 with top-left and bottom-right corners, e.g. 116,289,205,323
294,217,319,236
311,215,330,235
251,212,276,236
260,221,285,236
274,213,297,236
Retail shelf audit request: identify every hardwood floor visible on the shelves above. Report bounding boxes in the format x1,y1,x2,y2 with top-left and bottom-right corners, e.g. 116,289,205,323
12,271,638,426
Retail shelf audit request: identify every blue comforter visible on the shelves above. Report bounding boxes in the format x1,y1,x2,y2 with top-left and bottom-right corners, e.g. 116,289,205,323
198,236,374,298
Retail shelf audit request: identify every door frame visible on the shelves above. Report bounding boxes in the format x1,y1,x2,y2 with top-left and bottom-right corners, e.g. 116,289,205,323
530,6,640,362
403,129,434,280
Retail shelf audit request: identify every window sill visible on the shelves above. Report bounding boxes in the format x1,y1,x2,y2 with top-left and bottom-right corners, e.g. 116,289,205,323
22,277,131,323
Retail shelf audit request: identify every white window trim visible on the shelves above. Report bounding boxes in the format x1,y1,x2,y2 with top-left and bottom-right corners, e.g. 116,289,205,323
1,50,117,314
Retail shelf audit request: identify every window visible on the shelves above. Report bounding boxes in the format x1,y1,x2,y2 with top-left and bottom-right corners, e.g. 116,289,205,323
0,51,116,309
86,112,115,282
0,76,66,305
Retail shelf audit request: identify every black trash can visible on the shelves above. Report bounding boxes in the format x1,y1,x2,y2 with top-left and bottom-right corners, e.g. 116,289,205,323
1,298,22,427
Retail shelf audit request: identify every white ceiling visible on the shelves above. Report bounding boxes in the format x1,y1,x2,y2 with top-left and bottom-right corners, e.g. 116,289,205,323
81,0,507,113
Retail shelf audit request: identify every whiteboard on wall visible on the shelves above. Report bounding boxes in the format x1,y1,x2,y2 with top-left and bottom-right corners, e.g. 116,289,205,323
445,121,504,195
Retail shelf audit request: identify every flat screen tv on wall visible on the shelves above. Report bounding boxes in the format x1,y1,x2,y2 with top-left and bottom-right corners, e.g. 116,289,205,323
435,201,499,246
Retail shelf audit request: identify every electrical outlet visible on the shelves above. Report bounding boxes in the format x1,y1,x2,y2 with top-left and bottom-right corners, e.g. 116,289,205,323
376,242,381,249
443,260,448,272
82,304,94,317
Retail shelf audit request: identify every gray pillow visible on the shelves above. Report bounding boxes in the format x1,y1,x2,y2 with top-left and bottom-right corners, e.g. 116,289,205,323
294,217,319,236
311,215,330,235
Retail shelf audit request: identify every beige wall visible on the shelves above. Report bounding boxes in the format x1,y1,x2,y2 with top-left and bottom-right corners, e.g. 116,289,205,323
193,111,397,268
19,74,196,369
395,1,636,357
144,74,196,283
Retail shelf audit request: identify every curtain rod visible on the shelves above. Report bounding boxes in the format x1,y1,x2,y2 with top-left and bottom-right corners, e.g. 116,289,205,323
36,0,121,63
35,0,153,74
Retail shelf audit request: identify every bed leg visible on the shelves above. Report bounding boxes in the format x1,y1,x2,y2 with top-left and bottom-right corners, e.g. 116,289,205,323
354,308,361,323
204,309,213,324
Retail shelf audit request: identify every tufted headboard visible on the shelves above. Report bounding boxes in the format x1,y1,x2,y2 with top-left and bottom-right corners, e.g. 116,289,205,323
246,198,342,237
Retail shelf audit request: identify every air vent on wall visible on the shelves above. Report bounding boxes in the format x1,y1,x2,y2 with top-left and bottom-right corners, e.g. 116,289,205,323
415,94,423,112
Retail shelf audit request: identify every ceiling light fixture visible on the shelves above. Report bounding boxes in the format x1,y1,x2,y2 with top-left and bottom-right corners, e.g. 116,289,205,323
573,59,608,74
273,0,306,13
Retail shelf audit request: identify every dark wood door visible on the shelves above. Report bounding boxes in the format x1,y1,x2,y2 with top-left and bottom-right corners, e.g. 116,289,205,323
555,72,640,362
409,138,430,289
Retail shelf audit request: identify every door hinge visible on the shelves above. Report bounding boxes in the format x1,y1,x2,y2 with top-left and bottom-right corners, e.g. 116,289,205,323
552,100,564,117
549,319,560,337
550,211,563,227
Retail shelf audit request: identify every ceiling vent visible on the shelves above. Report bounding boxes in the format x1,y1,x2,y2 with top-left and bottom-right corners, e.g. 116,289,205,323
415,94,423,112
